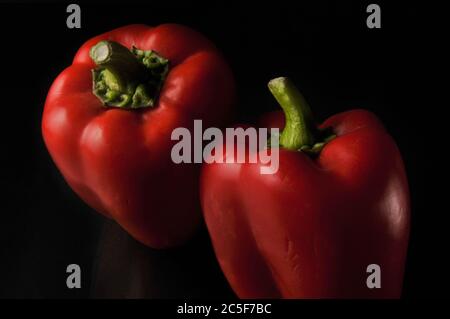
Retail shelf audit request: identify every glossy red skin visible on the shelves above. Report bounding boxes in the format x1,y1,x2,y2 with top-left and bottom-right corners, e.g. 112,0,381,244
201,109,410,298
42,24,235,248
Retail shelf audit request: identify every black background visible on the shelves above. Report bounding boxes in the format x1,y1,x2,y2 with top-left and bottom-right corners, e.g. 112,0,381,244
0,0,438,299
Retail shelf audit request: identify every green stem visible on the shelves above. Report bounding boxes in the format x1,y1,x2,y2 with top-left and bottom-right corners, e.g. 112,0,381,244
90,41,169,109
268,77,337,154
268,77,316,150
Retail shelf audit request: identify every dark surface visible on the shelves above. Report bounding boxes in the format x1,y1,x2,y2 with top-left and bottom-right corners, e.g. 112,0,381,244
92,220,234,298
0,1,437,298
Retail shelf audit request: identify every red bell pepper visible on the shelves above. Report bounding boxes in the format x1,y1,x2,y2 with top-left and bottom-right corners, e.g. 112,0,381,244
42,24,235,248
200,77,410,298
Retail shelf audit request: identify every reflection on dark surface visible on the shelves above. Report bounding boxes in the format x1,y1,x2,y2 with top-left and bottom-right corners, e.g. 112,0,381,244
92,219,235,298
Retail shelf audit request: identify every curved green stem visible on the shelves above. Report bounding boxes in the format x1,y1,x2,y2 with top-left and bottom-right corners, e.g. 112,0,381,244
268,77,315,150
90,41,169,109
268,77,336,154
